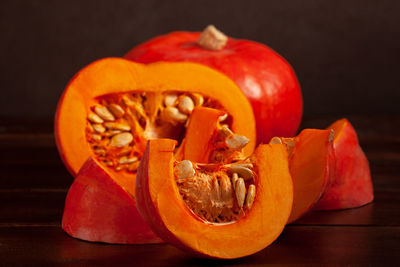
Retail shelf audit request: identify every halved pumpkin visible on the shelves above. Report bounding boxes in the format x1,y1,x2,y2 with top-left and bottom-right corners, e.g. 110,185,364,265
55,58,256,196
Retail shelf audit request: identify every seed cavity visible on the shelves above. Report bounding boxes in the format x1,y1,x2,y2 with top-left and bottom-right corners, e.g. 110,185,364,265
86,91,225,174
176,162,257,224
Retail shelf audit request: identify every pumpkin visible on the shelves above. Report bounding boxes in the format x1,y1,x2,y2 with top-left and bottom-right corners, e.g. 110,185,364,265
56,58,256,243
270,129,335,222
135,138,293,259
313,119,374,210
125,25,303,143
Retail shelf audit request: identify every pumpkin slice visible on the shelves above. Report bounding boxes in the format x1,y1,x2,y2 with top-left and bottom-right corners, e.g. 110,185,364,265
135,139,293,259
270,129,335,222
314,119,373,210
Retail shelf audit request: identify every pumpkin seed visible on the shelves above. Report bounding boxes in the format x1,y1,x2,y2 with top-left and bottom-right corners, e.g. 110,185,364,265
175,160,195,181
188,93,203,107
94,105,115,121
178,96,195,114
108,103,125,118
91,134,102,141
103,122,131,131
163,106,188,123
220,176,233,205
119,156,138,164
235,178,246,208
92,124,106,133
231,173,239,190
225,134,249,150
110,132,133,147
245,184,256,210
269,137,282,144
88,113,104,124
228,165,255,181
164,93,178,107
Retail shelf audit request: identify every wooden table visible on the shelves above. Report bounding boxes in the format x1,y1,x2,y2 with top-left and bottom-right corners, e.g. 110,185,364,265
1,116,399,265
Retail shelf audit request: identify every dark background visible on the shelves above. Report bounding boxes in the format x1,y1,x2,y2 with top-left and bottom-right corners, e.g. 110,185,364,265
1,1,400,264
1,0,399,122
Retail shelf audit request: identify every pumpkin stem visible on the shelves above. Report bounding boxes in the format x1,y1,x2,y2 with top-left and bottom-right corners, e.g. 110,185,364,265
197,25,228,51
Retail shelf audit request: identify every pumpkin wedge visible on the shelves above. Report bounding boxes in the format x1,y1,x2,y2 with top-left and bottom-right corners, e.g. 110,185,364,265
135,139,293,259
270,129,335,222
314,119,373,210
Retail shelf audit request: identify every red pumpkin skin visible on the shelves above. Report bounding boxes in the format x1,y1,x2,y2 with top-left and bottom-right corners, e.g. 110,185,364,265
62,157,162,244
313,119,374,210
125,31,303,143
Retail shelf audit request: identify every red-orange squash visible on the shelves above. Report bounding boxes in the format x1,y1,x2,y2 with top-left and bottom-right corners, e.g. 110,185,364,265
314,119,374,210
135,139,294,259
270,129,335,222
125,25,303,143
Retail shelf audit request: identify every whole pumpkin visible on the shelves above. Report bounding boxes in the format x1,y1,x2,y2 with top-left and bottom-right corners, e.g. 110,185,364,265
125,25,303,143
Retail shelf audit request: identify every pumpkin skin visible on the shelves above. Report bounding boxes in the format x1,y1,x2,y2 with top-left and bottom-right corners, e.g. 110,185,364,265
313,119,374,210
125,31,303,143
135,139,293,259
62,157,162,244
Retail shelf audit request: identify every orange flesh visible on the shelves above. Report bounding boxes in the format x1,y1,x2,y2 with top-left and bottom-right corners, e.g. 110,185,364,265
136,139,293,259
286,129,334,222
181,107,224,163
55,58,256,195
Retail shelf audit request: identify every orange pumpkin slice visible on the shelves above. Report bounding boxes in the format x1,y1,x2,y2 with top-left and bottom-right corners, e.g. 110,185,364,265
135,139,293,259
